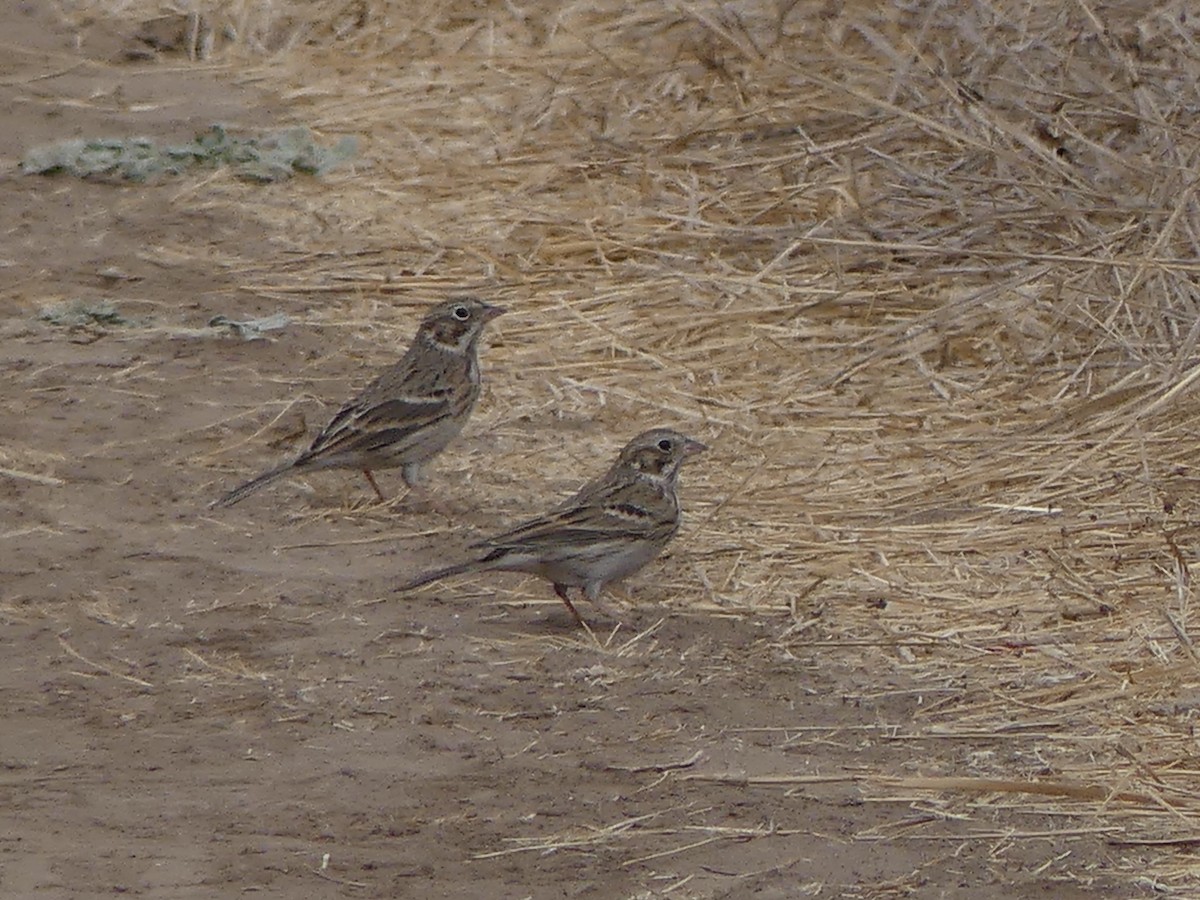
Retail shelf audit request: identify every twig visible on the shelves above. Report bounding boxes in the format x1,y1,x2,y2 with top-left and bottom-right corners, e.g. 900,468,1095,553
601,750,705,774
0,466,63,486
58,635,153,689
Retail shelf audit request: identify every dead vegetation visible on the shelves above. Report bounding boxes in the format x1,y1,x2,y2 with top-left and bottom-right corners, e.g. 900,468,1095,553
37,0,1200,892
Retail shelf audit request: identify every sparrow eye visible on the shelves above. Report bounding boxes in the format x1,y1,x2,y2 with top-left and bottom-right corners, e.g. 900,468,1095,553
453,305,470,321
657,438,673,452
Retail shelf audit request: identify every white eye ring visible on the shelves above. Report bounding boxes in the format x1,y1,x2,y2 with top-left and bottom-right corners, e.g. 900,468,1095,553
453,305,470,320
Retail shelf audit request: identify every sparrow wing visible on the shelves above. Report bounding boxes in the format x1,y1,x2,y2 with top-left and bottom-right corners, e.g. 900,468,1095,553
297,386,454,463
476,476,677,559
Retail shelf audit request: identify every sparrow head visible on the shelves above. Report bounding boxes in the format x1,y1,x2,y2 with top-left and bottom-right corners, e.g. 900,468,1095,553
619,428,707,484
419,297,506,353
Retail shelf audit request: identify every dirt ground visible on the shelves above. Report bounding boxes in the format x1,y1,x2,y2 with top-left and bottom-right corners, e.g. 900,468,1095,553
0,6,1160,899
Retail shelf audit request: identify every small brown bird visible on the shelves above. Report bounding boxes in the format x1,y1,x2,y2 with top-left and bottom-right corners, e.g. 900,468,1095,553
397,428,707,626
212,297,505,508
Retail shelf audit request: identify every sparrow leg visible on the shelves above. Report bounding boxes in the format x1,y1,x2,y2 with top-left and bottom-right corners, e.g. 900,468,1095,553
583,582,623,624
401,463,423,490
399,461,456,515
553,584,588,629
362,469,387,502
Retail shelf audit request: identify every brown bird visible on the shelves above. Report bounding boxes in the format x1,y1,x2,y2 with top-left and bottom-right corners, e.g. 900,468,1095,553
213,297,505,508
397,428,707,626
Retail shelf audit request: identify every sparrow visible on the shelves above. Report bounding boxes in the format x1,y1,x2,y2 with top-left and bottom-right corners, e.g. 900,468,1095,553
397,428,707,627
212,297,505,508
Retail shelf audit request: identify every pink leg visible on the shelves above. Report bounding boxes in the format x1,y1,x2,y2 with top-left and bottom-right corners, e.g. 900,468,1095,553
362,469,386,502
553,584,588,629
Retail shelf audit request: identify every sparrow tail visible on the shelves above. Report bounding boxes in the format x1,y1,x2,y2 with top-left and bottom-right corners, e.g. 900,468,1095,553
397,560,480,593
211,462,295,509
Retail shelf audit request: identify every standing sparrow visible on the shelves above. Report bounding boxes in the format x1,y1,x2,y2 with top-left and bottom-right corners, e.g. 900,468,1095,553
397,428,707,627
212,297,505,508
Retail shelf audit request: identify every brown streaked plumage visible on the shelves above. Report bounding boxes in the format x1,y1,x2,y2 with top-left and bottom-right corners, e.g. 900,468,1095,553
398,428,707,627
212,297,505,508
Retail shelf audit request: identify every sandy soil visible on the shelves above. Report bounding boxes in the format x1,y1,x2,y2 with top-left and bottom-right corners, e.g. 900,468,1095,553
0,6,1138,898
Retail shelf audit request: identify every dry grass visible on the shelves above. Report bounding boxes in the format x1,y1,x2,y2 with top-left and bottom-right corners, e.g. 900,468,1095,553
57,0,1200,890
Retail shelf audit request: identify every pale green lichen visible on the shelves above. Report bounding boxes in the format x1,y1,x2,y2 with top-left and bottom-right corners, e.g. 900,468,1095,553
21,124,357,182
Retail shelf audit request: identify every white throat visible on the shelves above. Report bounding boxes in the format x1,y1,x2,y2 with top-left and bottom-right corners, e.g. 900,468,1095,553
424,329,475,356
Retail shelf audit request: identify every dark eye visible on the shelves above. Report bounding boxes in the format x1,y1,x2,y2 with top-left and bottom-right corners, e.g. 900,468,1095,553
453,305,470,321
657,438,673,452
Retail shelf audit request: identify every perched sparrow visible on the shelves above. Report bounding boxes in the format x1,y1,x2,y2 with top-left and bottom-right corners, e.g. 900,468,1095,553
397,428,707,627
212,297,505,508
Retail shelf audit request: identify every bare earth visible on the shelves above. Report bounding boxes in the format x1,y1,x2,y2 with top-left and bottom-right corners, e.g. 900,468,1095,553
0,7,1143,899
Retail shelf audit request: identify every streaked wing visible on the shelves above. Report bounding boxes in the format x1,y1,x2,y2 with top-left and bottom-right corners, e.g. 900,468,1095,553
477,478,676,556
300,392,452,462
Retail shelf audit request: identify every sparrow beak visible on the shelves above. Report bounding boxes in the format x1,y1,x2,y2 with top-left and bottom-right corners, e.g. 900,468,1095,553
682,438,708,457
481,303,507,321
